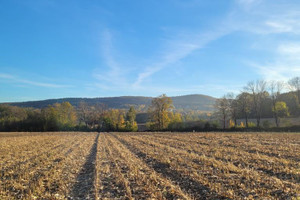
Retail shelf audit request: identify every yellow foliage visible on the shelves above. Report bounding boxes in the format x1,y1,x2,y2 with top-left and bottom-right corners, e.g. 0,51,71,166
240,122,245,128
118,114,125,129
236,122,245,128
229,119,235,128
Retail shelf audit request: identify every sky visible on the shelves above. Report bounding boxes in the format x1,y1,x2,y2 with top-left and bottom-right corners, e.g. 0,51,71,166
1,0,300,102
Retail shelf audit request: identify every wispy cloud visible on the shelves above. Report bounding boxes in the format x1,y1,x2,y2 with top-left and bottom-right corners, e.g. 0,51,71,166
263,13,300,34
232,0,300,35
133,27,233,88
143,84,242,97
133,0,294,88
0,73,14,79
93,0,300,95
236,0,262,9
88,28,248,97
247,42,300,81
233,0,300,81
89,80,242,98
93,29,128,87
133,42,199,87
278,43,300,61
0,73,69,88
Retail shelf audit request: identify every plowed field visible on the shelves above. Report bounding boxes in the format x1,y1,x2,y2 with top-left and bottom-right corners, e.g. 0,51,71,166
0,132,299,199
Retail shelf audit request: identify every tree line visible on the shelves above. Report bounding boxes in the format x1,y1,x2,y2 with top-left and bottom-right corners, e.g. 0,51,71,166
0,102,138,132
1,76,299,132
215,77,300,129
0,94,218,132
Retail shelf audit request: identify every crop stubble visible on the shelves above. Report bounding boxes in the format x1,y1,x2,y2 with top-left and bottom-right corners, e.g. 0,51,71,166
0,132,299,199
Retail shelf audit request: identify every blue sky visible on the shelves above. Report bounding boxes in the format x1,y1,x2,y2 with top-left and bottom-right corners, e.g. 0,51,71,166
1,0,300,102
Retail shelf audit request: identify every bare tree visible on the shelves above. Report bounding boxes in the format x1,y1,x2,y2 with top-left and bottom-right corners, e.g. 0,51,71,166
288,77,300,104
90,103,106,129
237,92,251,128
227,93,238,127
244,80,267,127
269,81,284,127
215,95,230,129
78,101,89,128
78,102,106,129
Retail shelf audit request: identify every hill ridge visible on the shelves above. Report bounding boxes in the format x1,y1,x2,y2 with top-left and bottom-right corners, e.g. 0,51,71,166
4,94,217,112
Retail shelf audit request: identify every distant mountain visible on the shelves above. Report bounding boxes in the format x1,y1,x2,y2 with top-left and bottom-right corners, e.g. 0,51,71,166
5,94,217,112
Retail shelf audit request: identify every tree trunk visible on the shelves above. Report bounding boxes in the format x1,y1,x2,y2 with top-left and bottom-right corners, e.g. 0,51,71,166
275,115,279,127
257,118,260,128
273,103,279,128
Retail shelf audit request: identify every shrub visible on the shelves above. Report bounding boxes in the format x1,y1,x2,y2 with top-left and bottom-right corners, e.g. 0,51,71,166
248,122,256,128
262,120,271,128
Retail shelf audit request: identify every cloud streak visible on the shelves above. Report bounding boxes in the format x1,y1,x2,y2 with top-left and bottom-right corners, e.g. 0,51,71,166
232,0,300,81
93,29,128,87
93,0,300,96
133,27,233,87
133,0,283,88
0,73,69,88
249,42,300,81
133,42,199,87
232,0,300,35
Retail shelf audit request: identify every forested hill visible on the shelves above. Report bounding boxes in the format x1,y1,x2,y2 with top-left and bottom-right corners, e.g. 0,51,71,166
5,94,216,112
